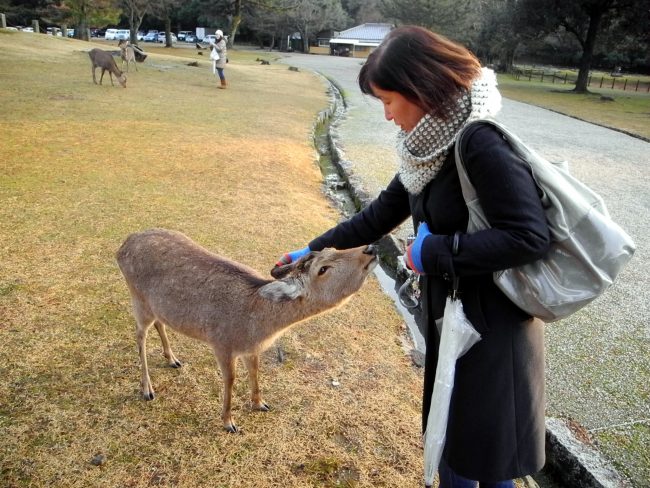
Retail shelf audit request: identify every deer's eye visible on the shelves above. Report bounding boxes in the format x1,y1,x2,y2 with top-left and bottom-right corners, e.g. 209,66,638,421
318,266,330,276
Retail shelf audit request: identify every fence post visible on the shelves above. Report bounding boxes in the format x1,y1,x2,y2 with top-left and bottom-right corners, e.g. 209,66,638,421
623,79,627,91
635,80,639,92
611,78,615,89
528,71,532,81
1,13,6,29
32,19,39,33
564,73,568,84
600,76,604,88
61,24,67,37
588,75,592,87
541,73,545,82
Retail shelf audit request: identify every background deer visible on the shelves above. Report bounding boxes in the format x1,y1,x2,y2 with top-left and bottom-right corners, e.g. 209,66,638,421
116,228,377,433
88,48,126,88
118,39,138,72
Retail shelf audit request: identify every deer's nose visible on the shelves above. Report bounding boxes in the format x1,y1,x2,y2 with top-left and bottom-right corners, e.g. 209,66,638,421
363,245,377,256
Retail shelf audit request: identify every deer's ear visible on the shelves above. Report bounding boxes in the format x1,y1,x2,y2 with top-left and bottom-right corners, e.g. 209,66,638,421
259,278,304,302
269,252,315,279
270,263,293,279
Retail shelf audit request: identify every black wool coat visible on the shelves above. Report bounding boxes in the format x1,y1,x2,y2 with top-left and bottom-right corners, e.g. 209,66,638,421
309,123,551,481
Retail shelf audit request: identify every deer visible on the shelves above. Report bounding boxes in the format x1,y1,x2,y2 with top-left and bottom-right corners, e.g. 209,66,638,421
88,48,127,88
116,228,377,433
118,39,138,72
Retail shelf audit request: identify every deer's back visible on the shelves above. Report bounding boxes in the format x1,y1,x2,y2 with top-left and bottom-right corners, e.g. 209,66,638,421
89,48,115,68
117,229,270,323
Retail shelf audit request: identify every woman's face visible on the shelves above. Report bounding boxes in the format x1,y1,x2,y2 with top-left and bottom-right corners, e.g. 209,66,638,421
371,84,426,132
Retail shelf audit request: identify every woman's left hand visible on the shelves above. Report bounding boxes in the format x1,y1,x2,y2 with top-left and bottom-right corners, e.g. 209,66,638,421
405,222,432,274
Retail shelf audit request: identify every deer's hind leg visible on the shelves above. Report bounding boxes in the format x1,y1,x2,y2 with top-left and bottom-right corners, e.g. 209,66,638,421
131,296,156,400
154,321,182,368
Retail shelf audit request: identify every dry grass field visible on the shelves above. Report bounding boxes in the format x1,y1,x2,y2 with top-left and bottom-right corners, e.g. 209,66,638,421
0,31,425,487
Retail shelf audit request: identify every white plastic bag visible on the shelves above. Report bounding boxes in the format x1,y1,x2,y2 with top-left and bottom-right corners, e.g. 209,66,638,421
423,296,481,487
210,48,220,61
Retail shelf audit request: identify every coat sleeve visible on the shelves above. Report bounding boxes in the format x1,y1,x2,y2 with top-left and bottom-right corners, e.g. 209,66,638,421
419,123,550,278
309,174,411,251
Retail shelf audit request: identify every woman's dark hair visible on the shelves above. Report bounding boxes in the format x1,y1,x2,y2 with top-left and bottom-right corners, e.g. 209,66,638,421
359,26,481,120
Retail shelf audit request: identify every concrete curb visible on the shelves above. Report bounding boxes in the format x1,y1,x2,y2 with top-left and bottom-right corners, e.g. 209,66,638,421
312,76,631,488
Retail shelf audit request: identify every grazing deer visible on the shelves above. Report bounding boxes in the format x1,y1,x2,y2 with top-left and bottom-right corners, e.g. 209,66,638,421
116,228,377,433
118,39,138,72
88,48,127,88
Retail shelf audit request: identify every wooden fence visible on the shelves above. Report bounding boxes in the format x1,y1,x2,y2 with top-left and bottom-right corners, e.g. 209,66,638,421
513,68,650,93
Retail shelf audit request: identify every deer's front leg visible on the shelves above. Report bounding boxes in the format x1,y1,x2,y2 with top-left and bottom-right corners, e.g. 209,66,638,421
216,354,238,433
243,354,270,412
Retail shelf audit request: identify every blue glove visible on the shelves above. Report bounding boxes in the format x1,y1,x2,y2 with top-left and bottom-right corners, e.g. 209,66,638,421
405,222,432,274
275,246,310,267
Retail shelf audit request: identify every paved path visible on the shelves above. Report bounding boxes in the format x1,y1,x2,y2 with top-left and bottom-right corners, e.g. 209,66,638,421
278,52,649,485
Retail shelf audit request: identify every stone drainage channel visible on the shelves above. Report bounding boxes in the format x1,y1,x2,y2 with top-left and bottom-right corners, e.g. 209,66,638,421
309,76,629,488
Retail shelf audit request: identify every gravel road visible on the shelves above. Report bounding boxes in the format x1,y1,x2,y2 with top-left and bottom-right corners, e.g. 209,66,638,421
277,52,649,485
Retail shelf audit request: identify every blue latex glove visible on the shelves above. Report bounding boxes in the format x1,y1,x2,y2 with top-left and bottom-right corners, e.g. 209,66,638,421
405,222,432,274
275,246,310,267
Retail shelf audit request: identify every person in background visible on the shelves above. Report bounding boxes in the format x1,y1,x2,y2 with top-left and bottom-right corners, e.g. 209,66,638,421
209,29,228,89
275,26,550,487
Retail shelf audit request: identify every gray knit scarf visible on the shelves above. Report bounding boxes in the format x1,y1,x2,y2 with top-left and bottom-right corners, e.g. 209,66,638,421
397,68,502,195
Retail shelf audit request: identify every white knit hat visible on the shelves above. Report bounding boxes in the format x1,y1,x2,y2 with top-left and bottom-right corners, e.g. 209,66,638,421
216,29,223,37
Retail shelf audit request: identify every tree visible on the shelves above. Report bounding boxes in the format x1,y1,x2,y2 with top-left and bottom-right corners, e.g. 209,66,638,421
121,0,149,43
150,0,182,46
379,0,474,44
291,0,349,53
517,0,643,93
57,0,121,40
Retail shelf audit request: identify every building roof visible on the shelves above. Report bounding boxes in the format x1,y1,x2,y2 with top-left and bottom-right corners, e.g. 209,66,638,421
331,23,392,44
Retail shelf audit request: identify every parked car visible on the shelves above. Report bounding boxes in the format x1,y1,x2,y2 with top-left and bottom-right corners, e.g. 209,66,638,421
143,31,158,42
203,34,216,45
185,34,198,43
137,31,145,41
105,28,118,40
115,29,130,40
157,32,177,43
178,30,192,41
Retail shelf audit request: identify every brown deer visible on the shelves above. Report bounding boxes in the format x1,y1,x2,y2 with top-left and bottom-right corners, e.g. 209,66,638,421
116,228,377,432
88,48,127,88
118,39,138,72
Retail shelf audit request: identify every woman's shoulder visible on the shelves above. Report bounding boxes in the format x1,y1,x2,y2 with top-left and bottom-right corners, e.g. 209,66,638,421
460,121,504,150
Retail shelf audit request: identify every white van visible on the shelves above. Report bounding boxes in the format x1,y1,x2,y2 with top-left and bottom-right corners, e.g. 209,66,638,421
105,28,130,40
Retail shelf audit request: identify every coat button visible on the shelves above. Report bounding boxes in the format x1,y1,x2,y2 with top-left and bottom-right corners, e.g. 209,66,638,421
443,273,450,281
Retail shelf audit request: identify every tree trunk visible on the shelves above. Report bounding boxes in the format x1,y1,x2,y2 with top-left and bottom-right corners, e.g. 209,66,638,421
574,10,604,93
165,16,172,47
229,0,242,46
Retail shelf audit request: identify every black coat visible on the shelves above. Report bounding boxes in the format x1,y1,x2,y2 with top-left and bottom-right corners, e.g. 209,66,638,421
309,123,551,481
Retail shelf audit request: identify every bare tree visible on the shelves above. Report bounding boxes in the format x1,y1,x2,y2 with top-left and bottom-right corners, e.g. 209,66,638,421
122,0,149,44
291,0,349,53
150,0,182,46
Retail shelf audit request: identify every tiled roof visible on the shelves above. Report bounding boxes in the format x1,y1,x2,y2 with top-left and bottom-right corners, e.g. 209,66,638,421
333,23,392,42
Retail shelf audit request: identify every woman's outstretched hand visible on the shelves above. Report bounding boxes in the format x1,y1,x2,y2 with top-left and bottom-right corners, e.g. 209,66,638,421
405,222,432,274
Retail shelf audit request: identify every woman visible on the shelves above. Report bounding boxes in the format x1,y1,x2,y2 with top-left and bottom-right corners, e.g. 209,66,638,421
209,29,228,88
276,26,550,486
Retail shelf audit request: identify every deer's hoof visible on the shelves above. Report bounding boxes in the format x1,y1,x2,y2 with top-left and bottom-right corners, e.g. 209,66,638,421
171,360,182,368
224,423,239,434
256,402,271,412
143,391,155,401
